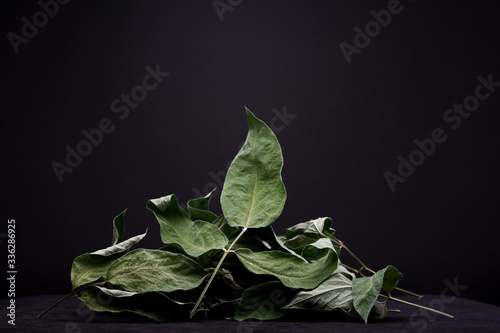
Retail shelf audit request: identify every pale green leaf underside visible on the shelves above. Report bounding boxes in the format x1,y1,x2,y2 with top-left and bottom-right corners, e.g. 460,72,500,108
92,231,147,256
221,108,286,228
112,209,126,245
71,231,147,289
147,194,228,257
286,217,338,242
235,247,338,290
284,271,353,311
106,249,209,293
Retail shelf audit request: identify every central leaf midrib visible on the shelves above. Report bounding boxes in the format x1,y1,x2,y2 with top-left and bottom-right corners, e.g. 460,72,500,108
109,268,168,280
108,267,198,283
244,139,259,228
244,169,258,228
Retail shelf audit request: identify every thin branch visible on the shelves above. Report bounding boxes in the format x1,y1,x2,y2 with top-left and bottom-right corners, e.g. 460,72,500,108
338,247,423,299
394,287,423,299
379,294,454,318
190,227,248,318
38,292,77,319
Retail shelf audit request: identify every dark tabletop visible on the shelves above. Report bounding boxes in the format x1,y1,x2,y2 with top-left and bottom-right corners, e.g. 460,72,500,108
2,294,499,333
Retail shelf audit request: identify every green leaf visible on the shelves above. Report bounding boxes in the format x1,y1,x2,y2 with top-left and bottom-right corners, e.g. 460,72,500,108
352,275,382,323
77,285,194,322
283,271,353,311
111,209,126,245
286,217,339,243
71,231,147,289
336,263,356,280
381,265,404,292
300,239,337,261
235,247,338,289
352,265,403,323
147,194,228,257
234,281,292,321
220,108,286,228
284,234,323,251
106,249,209,293
187,190,218,223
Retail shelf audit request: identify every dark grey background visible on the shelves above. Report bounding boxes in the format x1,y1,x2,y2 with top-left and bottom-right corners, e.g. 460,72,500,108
2,0,499,306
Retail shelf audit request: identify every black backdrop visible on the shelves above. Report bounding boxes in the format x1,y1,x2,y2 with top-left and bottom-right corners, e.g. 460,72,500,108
2,0,499,307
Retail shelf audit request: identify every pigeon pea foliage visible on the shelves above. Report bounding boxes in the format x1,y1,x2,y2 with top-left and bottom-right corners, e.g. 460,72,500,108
40,108,453,323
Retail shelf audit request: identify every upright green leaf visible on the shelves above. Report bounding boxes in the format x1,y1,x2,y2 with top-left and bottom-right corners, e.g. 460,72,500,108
352,265,403,323
71,231,147,289
147,194,228,257
221,108,286,228
283,271,353,311
77,285,194,322
235,247,338,289
234,281,292,321
106,249,209,293
112,209,126,245
187,190,218,223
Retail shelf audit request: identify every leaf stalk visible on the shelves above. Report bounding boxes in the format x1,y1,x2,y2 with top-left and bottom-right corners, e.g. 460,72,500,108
190,227,248,318
38,292,77,319
379,294,454,318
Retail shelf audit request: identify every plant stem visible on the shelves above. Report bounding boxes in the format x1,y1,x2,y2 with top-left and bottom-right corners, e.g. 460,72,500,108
394,287,423,299
39,279,107,319
325,234,373,275
38,292,77,319
379,294,454,318
190,227,248,319
342,243,375,274
340,262,362,275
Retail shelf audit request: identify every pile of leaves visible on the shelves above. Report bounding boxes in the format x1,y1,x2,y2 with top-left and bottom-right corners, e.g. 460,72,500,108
41,109,452,323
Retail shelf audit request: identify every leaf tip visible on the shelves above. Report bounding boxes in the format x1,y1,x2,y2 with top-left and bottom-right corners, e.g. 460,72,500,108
244,106,256,120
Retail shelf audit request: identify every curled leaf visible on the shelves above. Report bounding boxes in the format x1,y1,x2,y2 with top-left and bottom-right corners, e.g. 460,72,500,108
187,190,218,223
147,194,228,257
77,285,194,322
71,231,147,289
